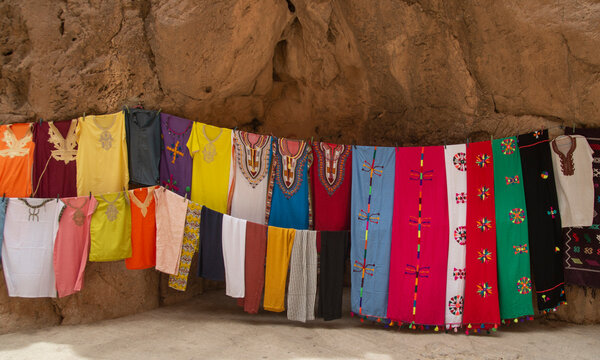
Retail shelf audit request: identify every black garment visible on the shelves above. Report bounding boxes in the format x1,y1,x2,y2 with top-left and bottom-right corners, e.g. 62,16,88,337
518,130,566,311
125,108,161,186
317,231,348,321
198,206,225,281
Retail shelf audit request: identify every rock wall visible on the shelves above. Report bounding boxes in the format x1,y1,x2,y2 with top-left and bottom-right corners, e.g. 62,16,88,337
1,0,600,333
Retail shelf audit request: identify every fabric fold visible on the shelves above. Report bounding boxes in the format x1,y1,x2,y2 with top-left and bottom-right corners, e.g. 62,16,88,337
287,230,317,322
169,201,202,291
263,226,296,312
222,214,247,298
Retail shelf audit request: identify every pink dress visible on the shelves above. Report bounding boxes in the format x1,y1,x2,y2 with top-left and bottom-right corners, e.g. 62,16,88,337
54,196,97,297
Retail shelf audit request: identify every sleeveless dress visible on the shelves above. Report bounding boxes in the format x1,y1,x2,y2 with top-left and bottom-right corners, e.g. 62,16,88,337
0,123,35,197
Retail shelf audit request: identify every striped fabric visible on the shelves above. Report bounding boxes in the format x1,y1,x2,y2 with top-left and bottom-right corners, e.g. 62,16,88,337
287,230,318,322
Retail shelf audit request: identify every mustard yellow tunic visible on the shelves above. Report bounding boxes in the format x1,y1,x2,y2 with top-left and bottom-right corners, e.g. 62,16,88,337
76,112,129,196
263,226,296,312
186,122,232,213
89,191,132,261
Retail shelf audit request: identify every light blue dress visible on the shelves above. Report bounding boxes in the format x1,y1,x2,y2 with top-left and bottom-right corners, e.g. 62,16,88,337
0,199,6,262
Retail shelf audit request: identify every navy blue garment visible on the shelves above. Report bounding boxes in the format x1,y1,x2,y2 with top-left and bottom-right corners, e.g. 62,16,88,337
125,108,161,186
198,206,225,281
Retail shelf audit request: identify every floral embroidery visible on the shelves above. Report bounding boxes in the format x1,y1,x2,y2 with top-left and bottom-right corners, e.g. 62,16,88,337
235,130,271,188
533,130,542,139
500,138,516,155
551,136,576,176
201,125,222,163
513,244,528,254
168,202,202,291
477,282,493,298
453,152,467,171
0,124,32,158
517,277,532,294
314,142,350,196
477,186,490,200
64,198,89,226
274,138,309,199
455,192,466,204
47,121,77,164
505,175,520,185
453,268,466,280
100,193,122,222
477,248,492,263
540,171,549,179
448,295,463,315
476,217,492,232
454,226,467,245
509,208,525,224
166,141,184,164
547,206,557,218
475,153,491,168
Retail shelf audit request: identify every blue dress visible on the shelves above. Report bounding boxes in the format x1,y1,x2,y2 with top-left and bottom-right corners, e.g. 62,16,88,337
268,138,312,229
350,146,396,319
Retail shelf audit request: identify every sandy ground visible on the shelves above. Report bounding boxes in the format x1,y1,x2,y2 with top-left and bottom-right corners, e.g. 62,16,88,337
0,289,599,360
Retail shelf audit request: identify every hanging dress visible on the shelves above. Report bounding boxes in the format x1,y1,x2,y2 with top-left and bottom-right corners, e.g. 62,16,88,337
518,129,566,311
76,112,129,196
237,221,268,314
160,113,193,197
350,146,395,320
198,206,225,281
126,186,157,270
154,187,189,275
311,141,352,231
267,138,312,229
222,214,247,298
187,122,232,213
168,201,202,291
387,146,449,327
33,120,78,198
443,144,467,328
54,196,97,297
125,109,161,186
463,141,501,330
263,226,296,312
229,130,272,224
89,191,132,261
318,231,349,321
2,198,63,297
492,137,534,320
0,123,34,197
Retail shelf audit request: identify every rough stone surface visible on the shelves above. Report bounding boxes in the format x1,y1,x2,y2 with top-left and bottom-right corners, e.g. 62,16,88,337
1,0,600,333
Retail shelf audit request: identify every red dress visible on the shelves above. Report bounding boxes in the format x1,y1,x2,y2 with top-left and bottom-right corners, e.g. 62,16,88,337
311,142,352,231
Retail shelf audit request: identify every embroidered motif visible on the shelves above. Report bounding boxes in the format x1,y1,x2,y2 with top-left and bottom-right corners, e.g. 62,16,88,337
168,203,202,291
358,209,380,224
547,207,557,219
500,138,516,155
453,268,466,280
274,138,309,199
65,198,88,226
477,282,493,298
551,136,576,176
201,125,222,163
517,277,532,294
454,226,467,245
353,261,375,276
477,186,490,200
18,198,52,222
475,153,491,168
594,168,600,178
453,152,467,171
235,131,271,188
513,244,528,254
477,249,492,263
448,295,464,315
540,171,549,179
100,193,122,222
130,188,155,217
476,217,492,232
92,116,116,151
47,121,77,164
0,125,32,158
314,142,350,195
533,130,542,139
509,208,525,224
455,192,467,204
505,175,520,185
166,141,184,164
405,264,430,278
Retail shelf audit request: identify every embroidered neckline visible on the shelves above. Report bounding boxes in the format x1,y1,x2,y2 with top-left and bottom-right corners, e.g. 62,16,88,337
275,138,309,199
130,187,155,217
100,192,123,222
48,120,77,164
91,114,117,151
18,198,53,222
201,125,222,163
279,138,305,160
64,198,89,226
235,130,270,188
552,135,576,176
166,117,192,138
314,142,350,196
0,124,32,158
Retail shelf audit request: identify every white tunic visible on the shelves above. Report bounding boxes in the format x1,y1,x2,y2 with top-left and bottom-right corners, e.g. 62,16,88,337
221,214,247,298
2,198,64,298
551,135,594,227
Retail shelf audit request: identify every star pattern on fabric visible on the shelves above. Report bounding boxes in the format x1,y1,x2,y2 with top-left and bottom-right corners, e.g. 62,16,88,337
477,248,492,263
500,138,516,155
476,217,492,232
453,152,467,171
517,277,532,294
477,186,490,200
475,153,491,168
509,208,525,224
448,295,463,315
477,282,493,298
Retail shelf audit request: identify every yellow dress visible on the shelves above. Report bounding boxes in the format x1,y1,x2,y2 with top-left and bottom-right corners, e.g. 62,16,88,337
76,111,129,196
186,122,232,213
263,226,296,312
89,191,132,261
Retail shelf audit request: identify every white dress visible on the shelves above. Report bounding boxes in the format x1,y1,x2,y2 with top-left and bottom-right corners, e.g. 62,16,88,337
2,198,64,298
221,214,246,298
551,135,594,227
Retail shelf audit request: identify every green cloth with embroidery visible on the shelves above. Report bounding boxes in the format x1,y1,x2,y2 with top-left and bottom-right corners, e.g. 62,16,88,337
492,137,534,320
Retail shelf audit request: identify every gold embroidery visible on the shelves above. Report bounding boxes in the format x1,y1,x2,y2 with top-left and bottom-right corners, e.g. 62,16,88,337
100,192,122,222
0,124,32,158
92,115,117,151
65,198,89,226
48,120,77,164
130,187,155,217
202,125,222,163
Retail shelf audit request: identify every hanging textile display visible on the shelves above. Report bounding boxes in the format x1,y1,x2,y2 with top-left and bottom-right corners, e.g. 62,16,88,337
237,221,268,314
350,146,395,320
267,138,312,229
160,113,193,197
0,198,6,262
551,135,594,227
518,129,566,310
318,231,348,321
154,188,189,275
263,226,296,312
2,198,64,297
33,120,77,198
0,123,34,197
54,196,96,297
187,122,232,213
492,137,534,320
287,230,317,322
443,144,467,328
463,141,501,330
562,128,600,288
168,201,202,291
222,214,247,298
76,112,129,196
89,191,132,261
229,130,272,224
311,141,352,231
388,146,449,327
125,109,161,186
126,186,157,270
198,206,225,281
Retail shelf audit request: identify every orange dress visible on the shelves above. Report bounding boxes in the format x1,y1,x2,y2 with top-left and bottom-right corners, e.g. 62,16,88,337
0,123,34,197
126,186,157,270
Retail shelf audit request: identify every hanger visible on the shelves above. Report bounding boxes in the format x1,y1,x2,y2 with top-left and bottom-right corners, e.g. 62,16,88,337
89,191,92,199
38,118,43,126
466,138,470,148
2,193,5,202
56,194,59,203
184,192,188,202
443,139,446,149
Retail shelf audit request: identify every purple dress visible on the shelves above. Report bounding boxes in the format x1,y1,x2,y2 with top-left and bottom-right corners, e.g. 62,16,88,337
159,113,193,197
